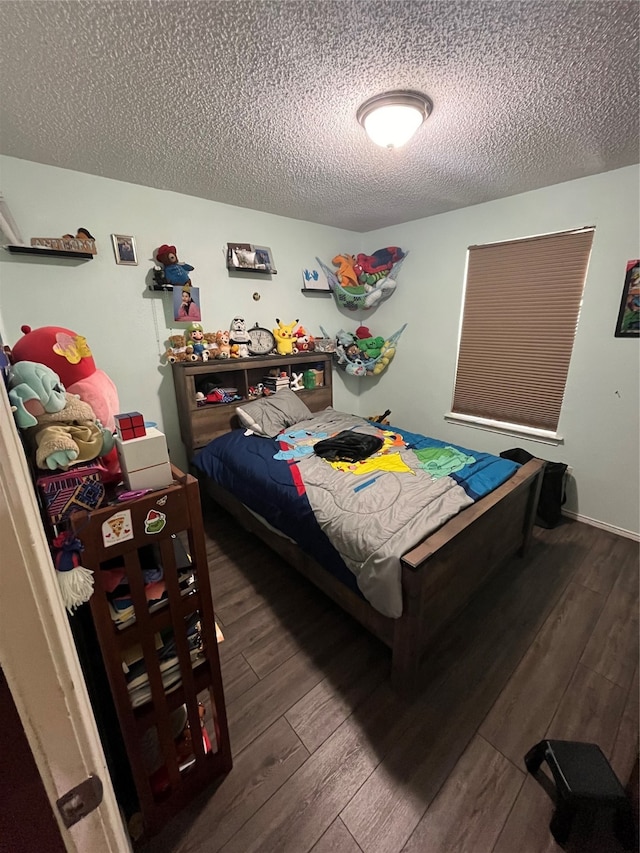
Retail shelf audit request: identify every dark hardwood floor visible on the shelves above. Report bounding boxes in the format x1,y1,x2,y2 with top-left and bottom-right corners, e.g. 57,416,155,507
147,506,639,853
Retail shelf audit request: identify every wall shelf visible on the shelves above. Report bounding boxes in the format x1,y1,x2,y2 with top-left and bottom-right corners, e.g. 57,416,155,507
4,244,94,260
301,288,331,297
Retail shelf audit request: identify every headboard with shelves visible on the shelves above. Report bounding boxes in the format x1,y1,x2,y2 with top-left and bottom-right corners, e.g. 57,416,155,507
172,352,333,459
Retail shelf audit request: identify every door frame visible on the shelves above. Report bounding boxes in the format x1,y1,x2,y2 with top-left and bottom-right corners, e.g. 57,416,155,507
0,380,132,853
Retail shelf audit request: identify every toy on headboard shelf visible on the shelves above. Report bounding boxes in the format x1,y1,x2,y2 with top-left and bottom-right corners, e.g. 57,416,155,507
273,319,299,356
154,244,194,288
229,316,251,358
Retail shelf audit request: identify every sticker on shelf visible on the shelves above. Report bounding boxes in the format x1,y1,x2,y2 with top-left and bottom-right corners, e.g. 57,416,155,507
102,509,134,548
144,509,167,535
156,495,168,506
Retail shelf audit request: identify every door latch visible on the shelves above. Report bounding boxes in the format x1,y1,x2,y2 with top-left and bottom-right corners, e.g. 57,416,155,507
56,775,103,828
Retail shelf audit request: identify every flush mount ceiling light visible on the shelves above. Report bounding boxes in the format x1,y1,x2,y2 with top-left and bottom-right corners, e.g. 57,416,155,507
357,90,433,149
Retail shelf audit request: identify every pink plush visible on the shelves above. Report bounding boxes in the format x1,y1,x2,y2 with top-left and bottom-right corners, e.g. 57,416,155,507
11,325,121,479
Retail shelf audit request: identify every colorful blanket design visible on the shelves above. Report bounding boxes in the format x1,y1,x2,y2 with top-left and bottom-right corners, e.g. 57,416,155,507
194,409,518,618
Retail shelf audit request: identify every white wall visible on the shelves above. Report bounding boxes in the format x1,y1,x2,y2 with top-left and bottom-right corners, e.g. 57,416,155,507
1,157,638,535
362,165,640,536
0,156,360,472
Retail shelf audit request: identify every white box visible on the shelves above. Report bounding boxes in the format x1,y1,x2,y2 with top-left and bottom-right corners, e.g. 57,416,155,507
116,428,173,491
124,461,173,491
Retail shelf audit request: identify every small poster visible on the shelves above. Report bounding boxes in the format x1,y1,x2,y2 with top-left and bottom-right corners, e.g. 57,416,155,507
614,259,640,338
173,286,202,323
102,509,133,548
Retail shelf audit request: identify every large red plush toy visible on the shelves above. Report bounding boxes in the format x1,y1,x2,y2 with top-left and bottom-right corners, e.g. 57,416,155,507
11,325,121,479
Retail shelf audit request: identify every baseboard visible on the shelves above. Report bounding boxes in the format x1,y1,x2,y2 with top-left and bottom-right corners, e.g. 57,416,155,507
562,509,640,542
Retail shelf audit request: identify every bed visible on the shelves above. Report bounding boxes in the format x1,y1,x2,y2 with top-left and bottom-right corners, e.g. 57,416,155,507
191,389,544,695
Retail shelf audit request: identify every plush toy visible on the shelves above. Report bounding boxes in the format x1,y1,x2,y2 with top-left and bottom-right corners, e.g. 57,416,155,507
357,335,385,360
10,324,121,480
229,316,250,358
294,326,315,352
155,244,194,287
51,531,94,613
8,361,115,470
354,247,405,278
186,323,206,359
164,334,189,363
273,319,299,356
215,329,231,359
10,325,119,432
331,254,359,289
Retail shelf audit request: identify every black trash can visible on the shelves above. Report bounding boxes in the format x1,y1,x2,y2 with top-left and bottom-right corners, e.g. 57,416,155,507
500,448,567,528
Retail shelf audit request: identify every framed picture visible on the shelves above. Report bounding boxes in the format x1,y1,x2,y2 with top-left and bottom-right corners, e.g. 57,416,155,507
173,285,201,323
226,243,277,274
112,234,138,265
614,259,640,338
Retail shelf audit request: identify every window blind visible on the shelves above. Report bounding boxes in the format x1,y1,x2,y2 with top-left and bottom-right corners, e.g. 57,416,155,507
451,228,595,432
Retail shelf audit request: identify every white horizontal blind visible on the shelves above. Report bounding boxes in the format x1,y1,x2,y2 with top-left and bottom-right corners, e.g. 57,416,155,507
452,228,595,431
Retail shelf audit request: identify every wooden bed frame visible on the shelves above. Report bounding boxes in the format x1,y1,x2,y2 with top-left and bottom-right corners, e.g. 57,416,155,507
181,358,544,694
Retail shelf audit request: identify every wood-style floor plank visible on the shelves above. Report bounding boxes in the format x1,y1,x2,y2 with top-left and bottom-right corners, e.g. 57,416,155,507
479,581,604,769
219,653,258,705
580,543,639,691
401,734,524,853
150,514,638,853
340,533,577,853
217,715,381,853
145,717,308,853
546,662,627,755
225,613,360,755
244,605,351,680
570,527,624,595
493,645,634,853
285,633,389,753
310,817,364,853
610,666,640,786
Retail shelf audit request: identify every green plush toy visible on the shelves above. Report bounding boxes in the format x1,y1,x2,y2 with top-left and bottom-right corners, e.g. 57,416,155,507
357,335,385,360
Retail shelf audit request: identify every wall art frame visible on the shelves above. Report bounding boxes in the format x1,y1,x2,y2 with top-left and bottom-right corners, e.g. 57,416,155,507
112,234,138,266
614,259,640,338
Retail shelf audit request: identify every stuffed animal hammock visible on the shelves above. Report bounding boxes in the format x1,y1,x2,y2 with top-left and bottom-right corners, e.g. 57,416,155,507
315,248,407,311
321,324,407,377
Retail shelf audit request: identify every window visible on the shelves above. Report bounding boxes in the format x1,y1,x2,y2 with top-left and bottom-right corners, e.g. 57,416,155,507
447,227,595,443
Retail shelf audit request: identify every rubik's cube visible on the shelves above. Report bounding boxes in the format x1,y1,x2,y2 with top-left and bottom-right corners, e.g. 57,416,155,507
115,411,146,441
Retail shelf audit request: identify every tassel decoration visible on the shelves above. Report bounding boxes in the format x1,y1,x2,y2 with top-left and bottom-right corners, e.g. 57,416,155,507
52,532,94,613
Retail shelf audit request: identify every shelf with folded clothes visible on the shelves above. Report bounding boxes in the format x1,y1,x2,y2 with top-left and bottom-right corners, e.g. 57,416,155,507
123,611,204,711
100,535,199,633
69,467,232,841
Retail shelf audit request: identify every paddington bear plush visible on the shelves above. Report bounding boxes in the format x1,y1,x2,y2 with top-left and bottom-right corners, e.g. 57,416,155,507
155,244,194,287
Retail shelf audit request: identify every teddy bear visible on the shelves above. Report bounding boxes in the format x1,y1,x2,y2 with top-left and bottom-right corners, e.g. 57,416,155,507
8,361,115,471
155,244,194,287
164,334,189,363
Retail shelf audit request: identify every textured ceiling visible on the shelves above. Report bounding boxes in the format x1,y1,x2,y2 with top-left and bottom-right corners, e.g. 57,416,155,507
0,1,638,232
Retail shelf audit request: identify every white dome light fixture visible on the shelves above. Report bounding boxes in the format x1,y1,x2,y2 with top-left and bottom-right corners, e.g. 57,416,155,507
357,90,433,149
